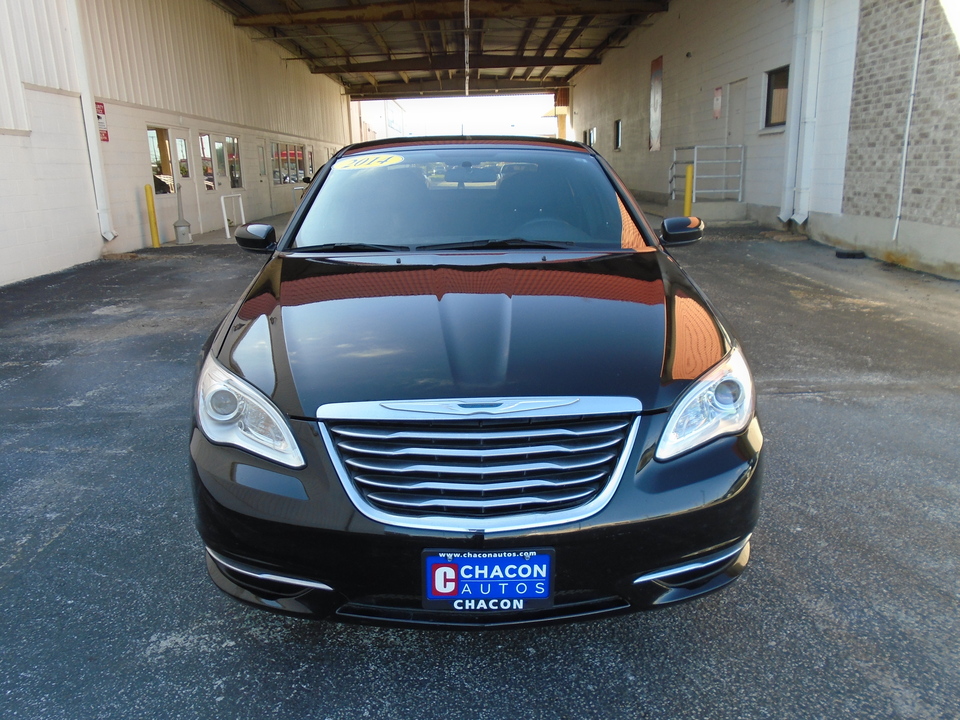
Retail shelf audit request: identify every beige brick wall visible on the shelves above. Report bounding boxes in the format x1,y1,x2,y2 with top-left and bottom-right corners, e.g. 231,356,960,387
843,0,960,227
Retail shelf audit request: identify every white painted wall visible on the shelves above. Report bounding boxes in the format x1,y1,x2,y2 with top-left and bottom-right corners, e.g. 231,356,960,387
77,0,350,252
93,102,344,247
78,0,348,144
809,0,859,216
1,0,99,286
0,0,350,285
571,0,858,221
573,0,795,208
5,0,82,94
0,88,100,286
0,4,31,131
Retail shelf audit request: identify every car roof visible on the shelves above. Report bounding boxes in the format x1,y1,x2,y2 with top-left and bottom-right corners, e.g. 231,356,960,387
340,135,592,156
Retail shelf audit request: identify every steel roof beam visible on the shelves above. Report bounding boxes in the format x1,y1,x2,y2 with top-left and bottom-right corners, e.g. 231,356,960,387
312,52,601,74
344,76,569,100
235,1,667,27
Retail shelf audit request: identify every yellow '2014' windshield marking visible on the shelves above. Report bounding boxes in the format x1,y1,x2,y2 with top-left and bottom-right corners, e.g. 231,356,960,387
334,154,404,170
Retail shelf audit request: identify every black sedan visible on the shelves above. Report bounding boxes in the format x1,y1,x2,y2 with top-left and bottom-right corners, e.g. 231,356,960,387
190,136,763,628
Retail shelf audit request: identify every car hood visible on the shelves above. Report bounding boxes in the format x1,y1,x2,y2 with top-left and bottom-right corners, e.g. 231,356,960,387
217,250,730,417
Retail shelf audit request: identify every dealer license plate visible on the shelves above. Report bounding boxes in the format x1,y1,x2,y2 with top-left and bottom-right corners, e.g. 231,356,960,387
422,549,554,611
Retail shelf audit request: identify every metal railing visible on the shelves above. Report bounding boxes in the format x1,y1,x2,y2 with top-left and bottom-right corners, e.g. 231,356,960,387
219,193,246,239
669,145,745,203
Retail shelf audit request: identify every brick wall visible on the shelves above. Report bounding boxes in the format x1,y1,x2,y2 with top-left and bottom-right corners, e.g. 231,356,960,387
843,0,960,226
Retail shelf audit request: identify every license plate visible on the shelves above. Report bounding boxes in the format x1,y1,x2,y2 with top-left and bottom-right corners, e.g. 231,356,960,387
422,549,554,611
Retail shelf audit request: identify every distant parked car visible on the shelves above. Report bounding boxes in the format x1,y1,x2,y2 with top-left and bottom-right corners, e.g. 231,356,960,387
190,136,763,628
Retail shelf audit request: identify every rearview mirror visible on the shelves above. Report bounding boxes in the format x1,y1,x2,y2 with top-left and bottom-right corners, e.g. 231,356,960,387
445,166,500,184
235,223,277,254
660,216,704,246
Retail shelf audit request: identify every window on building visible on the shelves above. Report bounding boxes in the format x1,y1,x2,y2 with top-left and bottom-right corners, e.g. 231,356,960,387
215,141,226,181
765,66,789,127
271,143,281,183
147,127,175,194
588,127,597,147
614,120,622,151
176,138,189,178
295,145,305,181
582,130,589,145
271,142,306,183
199,134,214,190
225,136,242,188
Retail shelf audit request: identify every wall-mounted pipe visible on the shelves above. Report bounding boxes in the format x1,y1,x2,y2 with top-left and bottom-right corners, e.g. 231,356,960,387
65,0,117,243
779,0,824,226
892,0,927,244
791,0,824,226
779,0,808,224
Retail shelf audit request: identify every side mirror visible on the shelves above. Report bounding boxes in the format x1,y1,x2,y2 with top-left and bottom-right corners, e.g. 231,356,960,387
235,223,277,254
660,216,704,246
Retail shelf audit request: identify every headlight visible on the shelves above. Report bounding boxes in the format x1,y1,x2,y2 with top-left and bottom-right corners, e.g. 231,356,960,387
196,355,305,468
655,345,755,461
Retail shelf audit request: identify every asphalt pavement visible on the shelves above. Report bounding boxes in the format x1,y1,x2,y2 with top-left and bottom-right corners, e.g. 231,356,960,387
1,226,958,719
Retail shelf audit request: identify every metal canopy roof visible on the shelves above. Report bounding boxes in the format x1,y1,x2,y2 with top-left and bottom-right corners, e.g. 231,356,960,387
214,1,668,100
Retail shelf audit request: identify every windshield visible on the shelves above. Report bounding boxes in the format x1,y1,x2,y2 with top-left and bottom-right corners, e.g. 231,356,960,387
291,146,647,251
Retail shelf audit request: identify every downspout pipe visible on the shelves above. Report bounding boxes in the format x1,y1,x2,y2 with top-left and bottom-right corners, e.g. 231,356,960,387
892,0,927,244
779,0,809,224
791,0,824,226
65,0,117,243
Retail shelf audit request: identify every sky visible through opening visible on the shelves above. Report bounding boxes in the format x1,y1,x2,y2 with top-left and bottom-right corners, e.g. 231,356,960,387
366,94,559,138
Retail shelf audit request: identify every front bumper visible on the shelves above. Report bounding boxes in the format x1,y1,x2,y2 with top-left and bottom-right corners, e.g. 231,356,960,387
202,535,752,628
190,411,763,628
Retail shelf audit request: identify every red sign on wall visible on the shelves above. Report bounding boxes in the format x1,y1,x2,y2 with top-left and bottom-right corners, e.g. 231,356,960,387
95,101,109,142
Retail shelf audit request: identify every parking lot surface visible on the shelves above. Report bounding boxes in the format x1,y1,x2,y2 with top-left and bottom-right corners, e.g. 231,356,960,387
1,228,958,719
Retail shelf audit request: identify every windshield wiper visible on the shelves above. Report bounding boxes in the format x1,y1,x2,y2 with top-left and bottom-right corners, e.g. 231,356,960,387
416,238,576,251
291,242,410,253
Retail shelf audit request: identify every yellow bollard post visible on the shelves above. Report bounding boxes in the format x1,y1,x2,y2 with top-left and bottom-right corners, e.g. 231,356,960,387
144,185,161,248
683,165,694,217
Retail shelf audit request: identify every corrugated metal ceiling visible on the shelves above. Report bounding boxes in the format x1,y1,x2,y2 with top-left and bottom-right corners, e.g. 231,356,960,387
211,0,668,99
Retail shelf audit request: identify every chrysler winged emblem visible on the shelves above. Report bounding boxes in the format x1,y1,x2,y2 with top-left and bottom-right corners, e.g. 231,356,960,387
379,397,580,416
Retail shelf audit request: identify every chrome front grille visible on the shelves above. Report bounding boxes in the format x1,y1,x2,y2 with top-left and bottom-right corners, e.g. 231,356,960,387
319,400,642,532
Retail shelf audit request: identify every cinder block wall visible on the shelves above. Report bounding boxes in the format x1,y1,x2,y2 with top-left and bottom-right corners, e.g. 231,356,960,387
838,0,960,274
0,89,101,286
844,0,960,226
